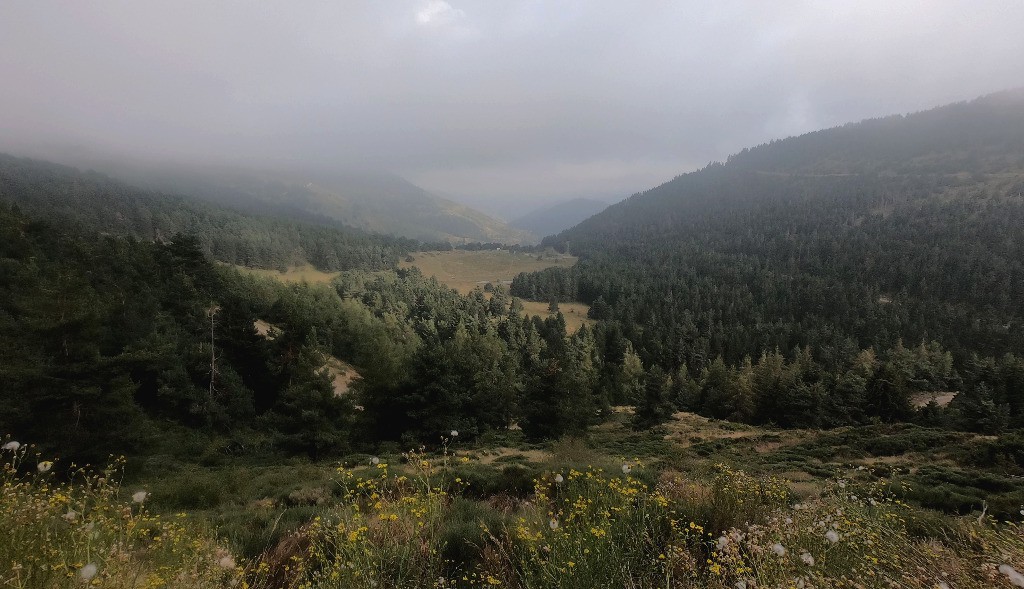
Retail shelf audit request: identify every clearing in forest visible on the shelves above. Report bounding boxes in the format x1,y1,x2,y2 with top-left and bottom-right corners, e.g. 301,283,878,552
402,249,593,331
233,264,340,285
400,249,577,294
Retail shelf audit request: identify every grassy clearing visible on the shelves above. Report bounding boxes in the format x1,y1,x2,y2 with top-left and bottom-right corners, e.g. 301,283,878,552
0,450,242,589
519,300,594,332
400,250,577,295
8,405,1024,587
232,264,340,285
8,441,1024,588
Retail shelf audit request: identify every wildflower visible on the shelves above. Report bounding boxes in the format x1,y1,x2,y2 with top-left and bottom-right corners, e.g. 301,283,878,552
63,510,78,522
621,463,631,474
370,456,380,465
772,543,787,557
2,441,19,451
79,563,98,582
1000,565,1024,588
549,518,559,530
218,555,236,570
554,473,564,484
450,430,459,438
825,529,840,543
37,461,53,473
132,490,149,503
716,535,729,550
800,551,815,566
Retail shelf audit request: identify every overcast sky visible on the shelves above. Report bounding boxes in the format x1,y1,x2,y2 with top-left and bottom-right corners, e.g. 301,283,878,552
1,1,1023,214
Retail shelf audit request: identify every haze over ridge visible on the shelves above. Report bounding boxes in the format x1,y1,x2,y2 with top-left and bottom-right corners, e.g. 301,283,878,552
1,1,1022,213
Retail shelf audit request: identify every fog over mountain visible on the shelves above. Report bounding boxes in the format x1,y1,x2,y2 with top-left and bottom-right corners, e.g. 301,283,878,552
1,2,1022,212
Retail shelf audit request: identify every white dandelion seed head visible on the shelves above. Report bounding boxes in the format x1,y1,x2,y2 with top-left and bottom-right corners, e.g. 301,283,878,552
370,456,380,465
1000,564,1024,587
450,430,459,438
784,517,793,525
218,555,236,570
553,473,564,484
132,490,149,504
735,581,747,589
938,582,950,589
37,461,53,473
621,463,631,474
716,535,729,550
2,441,20,451
800,551,815,566
1019,508,1024,516
63,510,78,522
549,518,559,530
79,563,98,581
772,543,787,557
825,529,840,543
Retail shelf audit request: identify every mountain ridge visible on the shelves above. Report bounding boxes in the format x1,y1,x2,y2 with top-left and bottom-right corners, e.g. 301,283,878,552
514,89,1024,373
509,197,609,238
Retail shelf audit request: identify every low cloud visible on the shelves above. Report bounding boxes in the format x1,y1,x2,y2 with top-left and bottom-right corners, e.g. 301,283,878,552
416,1,466,26
0,1,1022,211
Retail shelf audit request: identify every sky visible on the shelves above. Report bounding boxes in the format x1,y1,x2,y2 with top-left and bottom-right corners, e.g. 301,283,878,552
1,1,1023,216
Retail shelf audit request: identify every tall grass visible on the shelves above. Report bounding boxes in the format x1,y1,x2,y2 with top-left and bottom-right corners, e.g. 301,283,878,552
0,442,241,589
4,439,1024,588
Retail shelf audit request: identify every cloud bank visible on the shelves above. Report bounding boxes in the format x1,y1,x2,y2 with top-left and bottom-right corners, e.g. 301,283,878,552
1,1,1022,213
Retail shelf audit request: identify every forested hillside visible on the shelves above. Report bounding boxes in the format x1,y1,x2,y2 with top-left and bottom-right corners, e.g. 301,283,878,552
0,202,625,461
90,161,535,244
514,90,1024,427
0,155,420,271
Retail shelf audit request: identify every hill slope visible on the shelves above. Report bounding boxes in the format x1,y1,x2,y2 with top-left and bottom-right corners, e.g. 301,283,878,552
97,162,535,244
515,90,1024,369
509,197,609,237
0,154,417,271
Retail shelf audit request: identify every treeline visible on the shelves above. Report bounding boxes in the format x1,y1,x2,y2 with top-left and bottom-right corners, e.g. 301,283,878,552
0,202,658,461
334,269,639,443
508,91,1024,434
511,93,1024,420
0,203,357,461
516,169,1024,369
0,154,419,271
633,341,1024,434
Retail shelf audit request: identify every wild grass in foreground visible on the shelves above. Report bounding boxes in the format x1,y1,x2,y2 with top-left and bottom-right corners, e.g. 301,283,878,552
4,438,1024,588
0,441,242,588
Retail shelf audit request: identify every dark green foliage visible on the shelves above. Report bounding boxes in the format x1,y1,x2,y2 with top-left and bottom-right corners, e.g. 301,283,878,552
633,366,674,429
0,204,354,461
512,91,1024,433
516,92,1024,366
0,154,417,272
